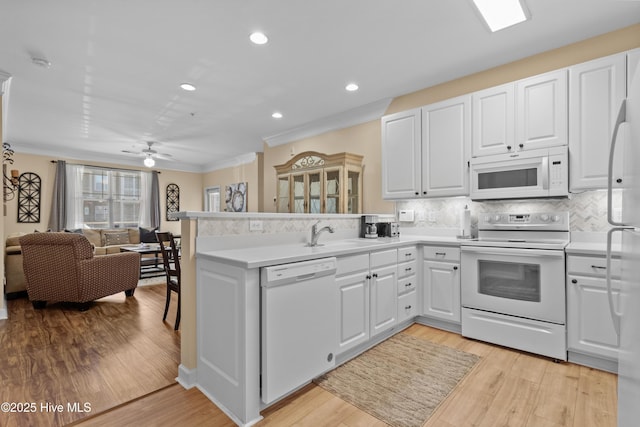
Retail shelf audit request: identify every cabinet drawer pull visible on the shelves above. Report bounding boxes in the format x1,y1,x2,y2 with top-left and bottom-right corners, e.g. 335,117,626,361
571,279,578,284
405,305,412,310
405,253,412,257
405,267,412,272
453,266,458,270
405,282,412,287
366,274,372,280
435,252,446,256
372,273,378,278
591,265,607,270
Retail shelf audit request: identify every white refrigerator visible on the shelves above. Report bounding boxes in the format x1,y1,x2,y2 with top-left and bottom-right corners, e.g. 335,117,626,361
607,63,640,427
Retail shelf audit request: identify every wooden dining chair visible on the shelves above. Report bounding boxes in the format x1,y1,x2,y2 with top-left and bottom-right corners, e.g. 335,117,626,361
155,231,181,330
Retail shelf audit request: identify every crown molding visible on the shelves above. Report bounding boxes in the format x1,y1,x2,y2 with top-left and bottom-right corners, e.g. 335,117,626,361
263,98,392,147
202,152,258,172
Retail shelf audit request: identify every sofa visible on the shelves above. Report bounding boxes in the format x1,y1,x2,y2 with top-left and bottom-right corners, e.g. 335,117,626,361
4,227,157,297
20,232,140,309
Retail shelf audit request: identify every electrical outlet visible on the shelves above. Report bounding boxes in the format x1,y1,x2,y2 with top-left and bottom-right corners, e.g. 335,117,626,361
249,220,263,231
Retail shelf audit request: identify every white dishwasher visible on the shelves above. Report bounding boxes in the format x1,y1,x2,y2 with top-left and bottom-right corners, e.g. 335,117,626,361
261,257,338,404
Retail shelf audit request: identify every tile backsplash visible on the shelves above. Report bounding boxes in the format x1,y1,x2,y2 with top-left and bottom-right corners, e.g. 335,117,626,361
396,190,619,234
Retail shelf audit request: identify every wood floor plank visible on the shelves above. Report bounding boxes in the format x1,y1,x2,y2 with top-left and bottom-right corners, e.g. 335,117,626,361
2,294,618,427
0,283,179,427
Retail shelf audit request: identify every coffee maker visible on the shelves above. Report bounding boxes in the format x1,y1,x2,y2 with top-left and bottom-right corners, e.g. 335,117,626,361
360,215,379,239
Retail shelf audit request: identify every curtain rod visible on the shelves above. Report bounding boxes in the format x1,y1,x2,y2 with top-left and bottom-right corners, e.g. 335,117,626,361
50,160,161,174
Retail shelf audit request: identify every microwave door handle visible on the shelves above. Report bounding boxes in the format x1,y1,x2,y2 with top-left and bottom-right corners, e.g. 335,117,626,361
608,99,627,227
541,156,549,190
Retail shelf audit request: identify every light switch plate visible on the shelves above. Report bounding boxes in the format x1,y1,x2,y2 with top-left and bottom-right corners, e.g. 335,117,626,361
398,210,414,222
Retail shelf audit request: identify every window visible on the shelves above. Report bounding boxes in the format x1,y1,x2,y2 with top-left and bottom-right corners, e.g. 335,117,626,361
66,165,151,229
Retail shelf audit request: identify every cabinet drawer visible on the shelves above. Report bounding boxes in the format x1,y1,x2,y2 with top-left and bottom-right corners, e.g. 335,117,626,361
398,290,417,323
397,246,417,262
336,253,370,276
567,255,621,278
398,274,417,295
423,246,460,262
398,260,417,279
370,249,398,267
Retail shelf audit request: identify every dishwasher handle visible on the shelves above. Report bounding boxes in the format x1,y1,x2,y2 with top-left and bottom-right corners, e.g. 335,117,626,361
262,257,337,287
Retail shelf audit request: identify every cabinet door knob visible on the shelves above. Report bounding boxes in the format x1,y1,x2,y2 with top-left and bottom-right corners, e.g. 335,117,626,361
519,143,524,148
372,273,378,278
405,282,412,287
571,279,578,284
415,192,419,195
616,178,623,184
507,145,512,151
366,274,372,280
453,266,458,270
405,305,412,310
422,191,427,195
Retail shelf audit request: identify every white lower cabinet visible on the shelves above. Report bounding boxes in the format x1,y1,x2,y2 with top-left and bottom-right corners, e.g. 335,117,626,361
336,248,398,354
336,253,370,354
422,246,461,324
397,246,418,323
566,254,621,365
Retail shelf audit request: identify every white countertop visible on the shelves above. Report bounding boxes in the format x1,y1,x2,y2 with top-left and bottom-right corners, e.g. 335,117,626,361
565,232,622,257
197,235,464,269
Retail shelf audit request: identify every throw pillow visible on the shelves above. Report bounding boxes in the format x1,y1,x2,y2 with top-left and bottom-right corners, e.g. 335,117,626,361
139,226,158,243
103,231,130,246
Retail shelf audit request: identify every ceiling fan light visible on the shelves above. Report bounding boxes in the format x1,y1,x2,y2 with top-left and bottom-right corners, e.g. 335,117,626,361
144,156,155,168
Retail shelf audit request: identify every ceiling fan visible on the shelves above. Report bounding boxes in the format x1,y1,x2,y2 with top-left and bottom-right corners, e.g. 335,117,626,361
121,141,172,167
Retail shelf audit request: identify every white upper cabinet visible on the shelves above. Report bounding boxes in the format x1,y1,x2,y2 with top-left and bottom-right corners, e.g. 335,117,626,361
381,108,421,199
381,97,470,200
421,95,471,197
472,83,515,157
472,69,568,157
569,53,626,192
516,69,568,151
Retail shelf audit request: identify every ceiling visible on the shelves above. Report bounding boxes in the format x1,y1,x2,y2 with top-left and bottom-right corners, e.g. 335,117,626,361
1,1,639,173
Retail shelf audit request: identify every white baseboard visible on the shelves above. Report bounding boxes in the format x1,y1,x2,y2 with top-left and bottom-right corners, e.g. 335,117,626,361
176,364,197,389
0,306,7,320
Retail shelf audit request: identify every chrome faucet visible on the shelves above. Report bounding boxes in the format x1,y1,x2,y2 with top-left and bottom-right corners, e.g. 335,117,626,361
309,221,335,246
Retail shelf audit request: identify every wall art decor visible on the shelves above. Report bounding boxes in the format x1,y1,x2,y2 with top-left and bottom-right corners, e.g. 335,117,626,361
225,182,247,212
166,183,180,221
17,172,41,223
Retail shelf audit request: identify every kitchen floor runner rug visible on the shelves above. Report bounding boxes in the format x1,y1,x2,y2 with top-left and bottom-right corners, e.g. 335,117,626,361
313,333,480,427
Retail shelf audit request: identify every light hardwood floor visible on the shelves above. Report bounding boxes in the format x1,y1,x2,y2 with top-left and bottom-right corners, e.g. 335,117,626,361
1,285,617,427
0,283,180,427
75,323,618,427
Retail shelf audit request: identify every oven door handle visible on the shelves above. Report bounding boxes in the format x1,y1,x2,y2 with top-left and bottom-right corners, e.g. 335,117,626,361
461,246,565,258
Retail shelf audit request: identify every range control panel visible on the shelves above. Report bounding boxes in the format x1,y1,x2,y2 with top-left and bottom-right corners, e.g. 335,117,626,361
479,212,569,231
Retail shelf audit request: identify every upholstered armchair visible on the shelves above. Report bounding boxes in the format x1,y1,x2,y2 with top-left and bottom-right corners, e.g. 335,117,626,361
19,232,140,310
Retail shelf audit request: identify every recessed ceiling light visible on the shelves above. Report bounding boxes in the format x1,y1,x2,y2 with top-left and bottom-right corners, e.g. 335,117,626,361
180,83,196,91
345,83,359,92
249,32,269,45
472,0,529,32
272,112,283,119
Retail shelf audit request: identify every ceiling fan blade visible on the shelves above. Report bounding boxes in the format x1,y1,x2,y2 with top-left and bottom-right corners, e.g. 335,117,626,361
155,153,173,160
121,149,144,156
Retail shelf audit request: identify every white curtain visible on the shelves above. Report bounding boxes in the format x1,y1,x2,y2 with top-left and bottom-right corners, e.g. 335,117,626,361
65,164,85,229
138,171,152,227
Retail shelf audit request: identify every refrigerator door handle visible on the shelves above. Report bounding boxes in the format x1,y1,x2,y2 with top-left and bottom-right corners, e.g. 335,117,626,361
607,99,627,227
606,227,629,335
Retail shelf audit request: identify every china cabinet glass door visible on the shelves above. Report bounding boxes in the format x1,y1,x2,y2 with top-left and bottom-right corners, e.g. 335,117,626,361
325,168,340,214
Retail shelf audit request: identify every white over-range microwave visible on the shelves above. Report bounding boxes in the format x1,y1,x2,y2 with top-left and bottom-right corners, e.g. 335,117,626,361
470,146,569,200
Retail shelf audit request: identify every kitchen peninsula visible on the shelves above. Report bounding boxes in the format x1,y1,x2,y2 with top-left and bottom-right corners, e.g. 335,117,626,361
174,211,462,426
